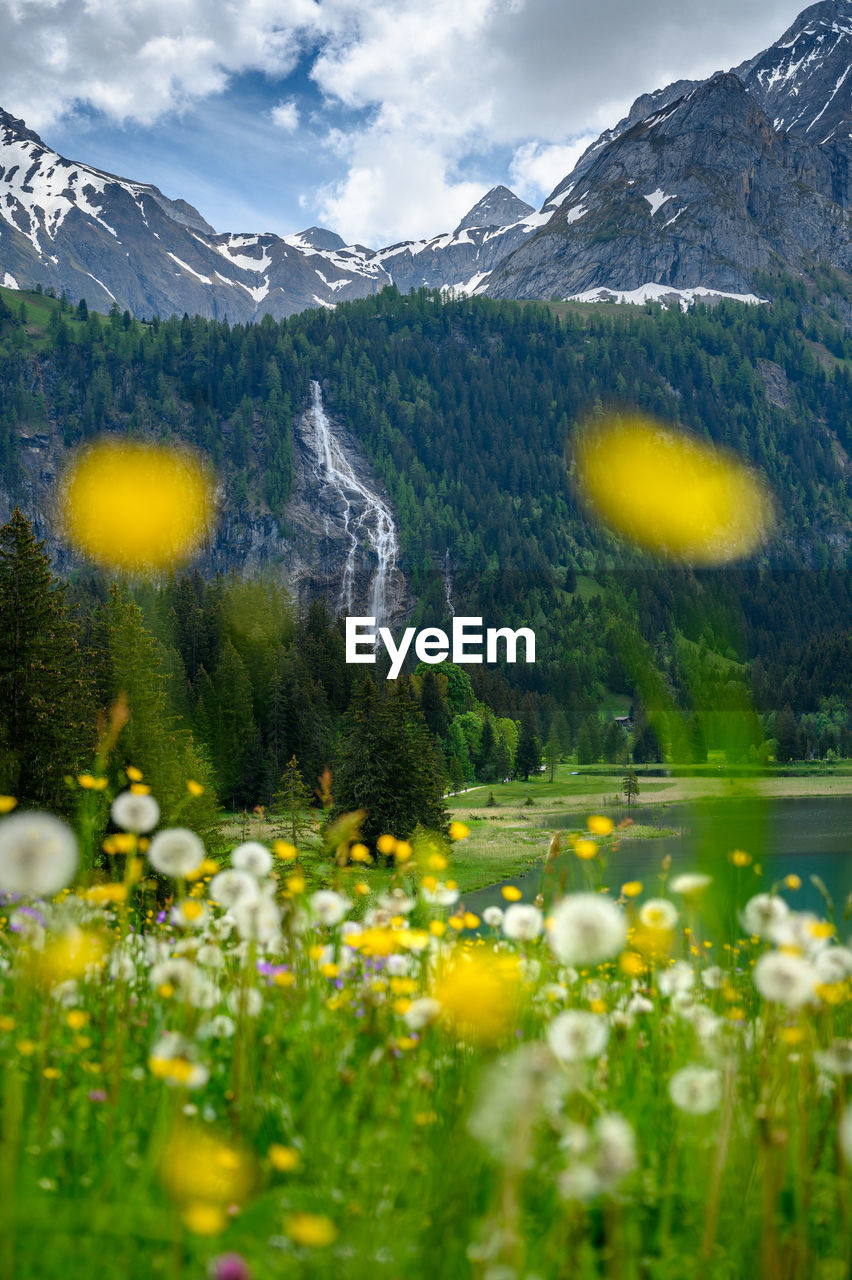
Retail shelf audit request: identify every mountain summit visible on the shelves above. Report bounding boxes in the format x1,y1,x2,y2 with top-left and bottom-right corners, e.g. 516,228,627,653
0,2,850,317
454,186,534,232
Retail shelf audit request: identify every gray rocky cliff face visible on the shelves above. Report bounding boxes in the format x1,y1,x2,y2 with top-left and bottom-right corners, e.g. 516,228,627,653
454,185,535,231
0,386,411,625
486,72,852,302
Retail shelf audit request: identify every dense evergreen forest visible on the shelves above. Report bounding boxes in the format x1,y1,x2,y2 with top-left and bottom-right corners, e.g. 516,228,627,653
1,279,852,819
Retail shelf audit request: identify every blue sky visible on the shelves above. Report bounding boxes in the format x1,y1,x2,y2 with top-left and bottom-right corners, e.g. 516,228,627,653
0,1,808,247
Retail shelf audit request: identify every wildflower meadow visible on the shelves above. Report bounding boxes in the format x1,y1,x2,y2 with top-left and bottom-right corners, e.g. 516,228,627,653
1,791,851,1280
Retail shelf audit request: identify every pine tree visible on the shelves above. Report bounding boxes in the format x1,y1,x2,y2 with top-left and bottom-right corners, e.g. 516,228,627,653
477,715,496,782
687,713,708,764
514,706,541,781
0,510,94,807
333,675,448,844
775,704,800,763
623,768,640,805
272,755,315,845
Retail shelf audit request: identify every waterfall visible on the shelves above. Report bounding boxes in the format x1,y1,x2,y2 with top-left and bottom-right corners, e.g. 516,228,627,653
308,380,401,627
443,548,455,617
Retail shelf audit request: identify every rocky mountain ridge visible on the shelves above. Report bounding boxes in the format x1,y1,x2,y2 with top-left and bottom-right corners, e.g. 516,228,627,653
0,0,851,316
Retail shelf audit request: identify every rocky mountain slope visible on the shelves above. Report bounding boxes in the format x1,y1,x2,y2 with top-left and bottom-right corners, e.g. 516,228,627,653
485,0,852,302
0,1,850,317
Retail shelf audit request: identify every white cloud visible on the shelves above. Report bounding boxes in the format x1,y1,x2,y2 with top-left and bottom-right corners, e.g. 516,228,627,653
270,98,300,130
0,0,810,244
509,137,598,206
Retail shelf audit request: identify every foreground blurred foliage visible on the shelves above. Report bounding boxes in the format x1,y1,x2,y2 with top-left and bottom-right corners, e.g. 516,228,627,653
0,798,851,1279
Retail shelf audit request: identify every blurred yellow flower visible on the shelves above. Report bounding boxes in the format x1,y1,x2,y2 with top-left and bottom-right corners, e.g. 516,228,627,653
588,815,614,836
0,796,17,814
186,779,204,796
35,929,105,985
501,885,522,902
181,1203,227,1235
59,439,215,573
574,415,772,563
285,1213,337,1248
574,839,598,861
161,1127,254,1210
432,949,521,1046
730,850,752,867
449,821,470,842
126,766,143,782
784,874,802,890
269,1144,300,1172
376,834,397,856
273,840,298,862
621,881,643,898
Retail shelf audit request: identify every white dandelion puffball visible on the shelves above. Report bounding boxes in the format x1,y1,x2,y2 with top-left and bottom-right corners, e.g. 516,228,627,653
226,987,263,1018
814,1041,852,1077
547,1010,609,1062
658,961,696,997
815,947,852,984
753,950,818,1009
548,893,627,967
231,841,273,877
404,997,442,1031
668,1065,722,1114
110,790,160,834
209,870,258,910
741,893,789,938
638,898,679,931
232,895,282,946
0,811,78,897
482,905,504,928
422,882,460,907
595,1114,637,1186
670,873,712,896
147,828,204,878
502,903,543,941
309,890,351,927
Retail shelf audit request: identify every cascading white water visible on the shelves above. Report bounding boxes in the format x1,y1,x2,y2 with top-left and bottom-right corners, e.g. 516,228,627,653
308,380,401,627
443,547,455,617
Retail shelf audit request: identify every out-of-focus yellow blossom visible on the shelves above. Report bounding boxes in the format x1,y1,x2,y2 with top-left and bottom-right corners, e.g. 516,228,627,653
449,822,470,842
59,439,216,573
35,929,105,985
181,1203,227,1235
269,1144,300,1172
501,885,522,902
394,841,413,863
77,774,108,791
0,796,17,814
350,842,371,864
588,815,614,836
574,838,598,861
784,874,802,890
160,1127,254,1210
274,840,298,862
186,779,204,796
126,766,143,782
730,850,752,867
621,881,643,898
432,949,522,1046
85,883,128,906
285,1213,337,1247
574,414,773,562
376,834,397,856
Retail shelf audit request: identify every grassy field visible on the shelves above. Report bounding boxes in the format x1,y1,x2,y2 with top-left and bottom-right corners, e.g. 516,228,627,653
4,795,852,1279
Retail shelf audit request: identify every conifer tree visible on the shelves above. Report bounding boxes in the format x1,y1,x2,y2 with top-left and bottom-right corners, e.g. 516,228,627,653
0,510,94,807
272,755,315,845
514,706,541,781
333,675,448,844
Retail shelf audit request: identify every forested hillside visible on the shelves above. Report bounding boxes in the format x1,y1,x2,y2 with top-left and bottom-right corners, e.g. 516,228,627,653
2,278,852,810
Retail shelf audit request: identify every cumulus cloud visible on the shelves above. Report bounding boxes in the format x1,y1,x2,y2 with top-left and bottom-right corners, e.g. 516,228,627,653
270,98,300,130
509,138,599,206
0,0,808,243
